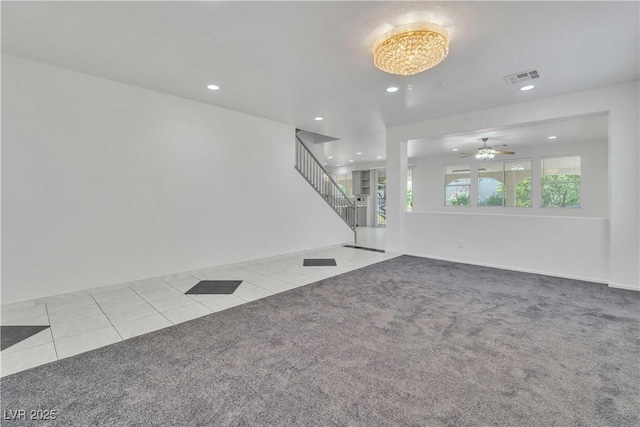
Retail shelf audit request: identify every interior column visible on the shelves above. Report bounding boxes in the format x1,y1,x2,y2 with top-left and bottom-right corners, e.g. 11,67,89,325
386,137,408,253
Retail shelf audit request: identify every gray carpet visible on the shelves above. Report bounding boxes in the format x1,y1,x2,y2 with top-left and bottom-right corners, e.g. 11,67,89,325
1,256,639,426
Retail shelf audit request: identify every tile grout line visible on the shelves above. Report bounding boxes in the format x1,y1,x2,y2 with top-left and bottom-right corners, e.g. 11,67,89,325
96,287,187,337
131,285,195,326
90,293,125,341
130,286,175,322
44,304,60,360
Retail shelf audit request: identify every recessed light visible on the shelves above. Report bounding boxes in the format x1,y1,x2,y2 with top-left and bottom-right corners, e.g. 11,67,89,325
548,136,557,139
356,152,362,155
323,162,328,165
520,85,535,91
349,159,354,162
207,84,220,91
377,156,382,159
314,117,323,121
386,86,399,93
452,148,459,152
327,156,333,159
336,164,341,167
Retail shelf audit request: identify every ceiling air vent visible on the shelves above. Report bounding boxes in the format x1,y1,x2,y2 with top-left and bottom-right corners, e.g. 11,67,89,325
503,69,540,85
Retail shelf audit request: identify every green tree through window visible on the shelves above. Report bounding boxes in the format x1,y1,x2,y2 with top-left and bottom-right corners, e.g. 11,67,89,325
542,174,580,207
448,187,470,205
481,190,504,206
484,179,532,207
542,156,581,208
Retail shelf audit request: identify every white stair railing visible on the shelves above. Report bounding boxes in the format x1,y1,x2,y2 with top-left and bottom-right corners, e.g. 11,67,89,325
295,136,357,238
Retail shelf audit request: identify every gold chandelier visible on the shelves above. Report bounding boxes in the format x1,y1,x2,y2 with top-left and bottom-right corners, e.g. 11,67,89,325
373,22,450,76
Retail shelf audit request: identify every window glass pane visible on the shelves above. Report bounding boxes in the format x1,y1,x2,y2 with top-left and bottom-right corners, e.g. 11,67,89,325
542,156,581,208
335,174,353,196
378,169,386,224
477,162,504,206
445,165,470,206
336,174,344,194
504,160,532,207
542,156,581,177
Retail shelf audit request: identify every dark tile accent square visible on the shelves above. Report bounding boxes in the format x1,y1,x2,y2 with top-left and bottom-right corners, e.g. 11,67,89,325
343,245,386,253
1,325,50,351
185,280,243,295
303,258,337,267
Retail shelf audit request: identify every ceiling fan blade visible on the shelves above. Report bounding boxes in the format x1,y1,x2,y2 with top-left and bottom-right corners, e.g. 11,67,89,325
494,150,515,155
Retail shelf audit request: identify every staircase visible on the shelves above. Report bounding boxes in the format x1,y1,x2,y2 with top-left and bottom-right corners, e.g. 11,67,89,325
295,136,357,242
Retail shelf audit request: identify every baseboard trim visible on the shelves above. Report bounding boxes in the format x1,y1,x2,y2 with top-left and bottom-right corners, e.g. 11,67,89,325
608,282,640,292
403,252,609,285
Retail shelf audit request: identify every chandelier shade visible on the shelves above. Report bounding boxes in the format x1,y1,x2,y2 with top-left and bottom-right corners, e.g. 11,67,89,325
373,22,450,76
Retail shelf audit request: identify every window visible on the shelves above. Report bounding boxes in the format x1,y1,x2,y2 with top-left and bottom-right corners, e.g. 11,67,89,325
377,169,386,225
445,165,470,206
478,162,504,206
505,161,532,207
477,160,532,207
334,173,352,196
541,156,581,208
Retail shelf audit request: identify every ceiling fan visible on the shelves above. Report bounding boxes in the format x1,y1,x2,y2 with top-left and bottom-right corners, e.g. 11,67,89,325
461,137,515,160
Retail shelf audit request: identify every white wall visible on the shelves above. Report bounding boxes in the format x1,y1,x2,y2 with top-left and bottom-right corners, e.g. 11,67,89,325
386,81,639,290
1,55,353,303
407,139,612,281
328,161,385,176
405,213,609,283
412,139,609,218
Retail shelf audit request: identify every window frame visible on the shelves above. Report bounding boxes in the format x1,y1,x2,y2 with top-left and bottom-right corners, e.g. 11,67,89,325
502,159,533,208
540,154,582,209
475,160,533,208
444,165,471,207
477,161,506,207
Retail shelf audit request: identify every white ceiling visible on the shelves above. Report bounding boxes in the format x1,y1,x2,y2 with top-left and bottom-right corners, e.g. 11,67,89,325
408,113,609,158
2,1,638,166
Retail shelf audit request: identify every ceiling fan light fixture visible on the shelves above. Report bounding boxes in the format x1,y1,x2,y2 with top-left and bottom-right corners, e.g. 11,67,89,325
462,137,516,160
373,22,450,76
475,150,496,161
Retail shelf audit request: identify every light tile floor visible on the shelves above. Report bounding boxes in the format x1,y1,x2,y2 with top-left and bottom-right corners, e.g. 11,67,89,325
0,244,397,377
